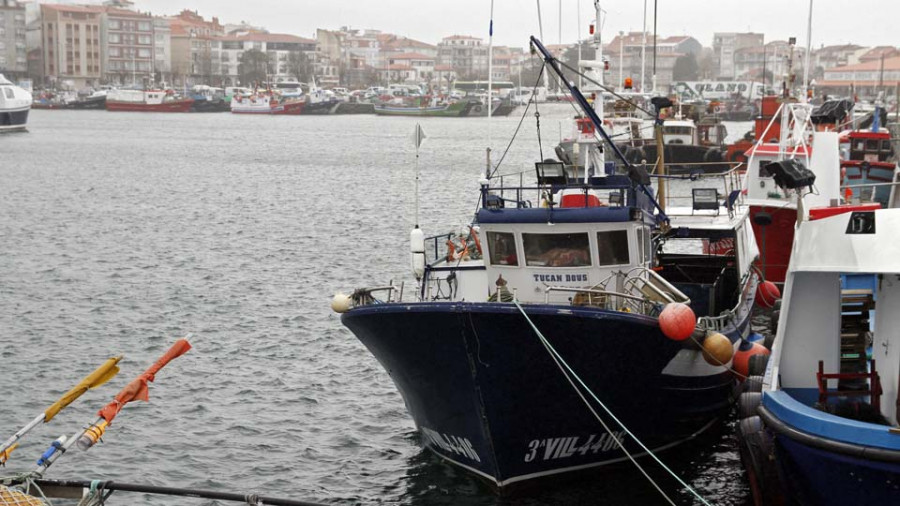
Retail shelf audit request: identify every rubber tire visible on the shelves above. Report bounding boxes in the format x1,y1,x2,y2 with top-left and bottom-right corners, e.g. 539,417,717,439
743,375,765,393
748,354,770,376
739,391,762,419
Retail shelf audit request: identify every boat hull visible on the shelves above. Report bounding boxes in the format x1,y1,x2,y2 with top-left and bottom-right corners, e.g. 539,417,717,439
0,106,29,132
106,99,194,112
342,302,746,488
749,204,796,285
757,406,900,506
373,102,468,117
621,143,730,174
231,101,304,115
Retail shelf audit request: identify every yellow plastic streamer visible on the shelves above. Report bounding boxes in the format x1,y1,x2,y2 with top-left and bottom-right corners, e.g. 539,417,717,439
44,356,122,422
0,443,17,465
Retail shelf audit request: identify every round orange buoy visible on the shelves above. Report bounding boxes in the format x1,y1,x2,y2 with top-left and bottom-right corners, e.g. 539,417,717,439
658,303,697,341
702,332,734,366
732,340,770,379
755,281,781,308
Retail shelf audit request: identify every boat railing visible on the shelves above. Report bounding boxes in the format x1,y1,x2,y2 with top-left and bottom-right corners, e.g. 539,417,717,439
544,286,662,316
647,165,746,215
351,283,403,306
696,268,757,332
484,175,635,210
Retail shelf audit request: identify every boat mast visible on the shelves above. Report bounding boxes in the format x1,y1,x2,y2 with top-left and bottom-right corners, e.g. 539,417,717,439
594,1,604,172
802,0,813,102
577,0,582,89
487,0,494,177
641,0,647,92
652,0,657,94
536,0,550,93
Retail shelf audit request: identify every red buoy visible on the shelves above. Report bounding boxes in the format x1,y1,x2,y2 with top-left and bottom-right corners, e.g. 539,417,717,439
755,280,781,308
732,340,770,379
658,303,697,341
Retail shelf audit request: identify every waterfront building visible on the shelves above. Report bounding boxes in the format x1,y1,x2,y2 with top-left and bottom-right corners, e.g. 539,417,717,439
713,32,764,79
437,35,487,80
858,46,900,64
315,28,342,88
820,55,900,98
605,32,701,91
380,51,434,84
0,0,26,79
40,3,103,88
810,44,867,75
166,9,223,86
733,41,807,83
152,17,170,83
100,2,155,86
215,32,315,86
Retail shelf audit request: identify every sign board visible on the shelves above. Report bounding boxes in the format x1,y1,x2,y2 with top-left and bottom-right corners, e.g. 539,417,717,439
671,81,766,100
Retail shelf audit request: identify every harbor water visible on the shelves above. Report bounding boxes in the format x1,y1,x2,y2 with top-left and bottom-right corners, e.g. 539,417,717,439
1,107,760,505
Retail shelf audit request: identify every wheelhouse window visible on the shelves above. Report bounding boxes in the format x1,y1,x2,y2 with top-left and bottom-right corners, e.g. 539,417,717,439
523,233,591,267
596,230,630,266
637,227,651,263
487,232,518,266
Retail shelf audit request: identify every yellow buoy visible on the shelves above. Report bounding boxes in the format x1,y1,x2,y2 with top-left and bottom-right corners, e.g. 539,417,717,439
701,332,734,366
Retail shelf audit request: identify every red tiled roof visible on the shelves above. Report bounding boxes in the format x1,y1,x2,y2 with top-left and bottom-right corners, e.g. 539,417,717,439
382,64,413,70
443,35,481,41
434,64,454,71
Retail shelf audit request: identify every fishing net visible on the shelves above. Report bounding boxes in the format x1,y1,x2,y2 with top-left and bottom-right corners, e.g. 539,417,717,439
0,485,48,506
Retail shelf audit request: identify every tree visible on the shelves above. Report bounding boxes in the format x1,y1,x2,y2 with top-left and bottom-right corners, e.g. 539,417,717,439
286,51,313,83
672,54,699,81
238,49,269,86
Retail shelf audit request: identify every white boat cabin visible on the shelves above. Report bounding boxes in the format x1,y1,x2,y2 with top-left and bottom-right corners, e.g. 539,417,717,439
768,208,900,425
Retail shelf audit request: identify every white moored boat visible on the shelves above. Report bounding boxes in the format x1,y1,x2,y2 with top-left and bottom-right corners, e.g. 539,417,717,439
0,74,32,132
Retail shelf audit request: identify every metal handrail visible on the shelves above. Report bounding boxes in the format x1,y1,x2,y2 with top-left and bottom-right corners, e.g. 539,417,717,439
543,286,647,304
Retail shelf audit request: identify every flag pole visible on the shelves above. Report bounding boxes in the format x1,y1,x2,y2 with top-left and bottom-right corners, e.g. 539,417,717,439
0,356,122,465
32,338,191,477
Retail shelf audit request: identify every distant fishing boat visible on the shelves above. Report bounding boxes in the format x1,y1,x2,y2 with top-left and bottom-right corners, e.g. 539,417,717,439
373,98,470,117
0,74,31,132
230,91,303,115
736,131,900,506
105,89,193,113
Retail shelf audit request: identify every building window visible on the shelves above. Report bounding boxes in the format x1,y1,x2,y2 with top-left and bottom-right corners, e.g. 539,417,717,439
138,35,151,44
138,48,151,58
138,21,151,31
109,47,121,57
109,33,120,43
108,20,120,30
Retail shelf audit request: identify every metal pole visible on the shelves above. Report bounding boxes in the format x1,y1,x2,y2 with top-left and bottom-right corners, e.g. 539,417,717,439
488,0,494,168
803,0,813,101
652,0,657,94
641,0,647,92
577,0,582,88
619,31,624,92
536,0,550,93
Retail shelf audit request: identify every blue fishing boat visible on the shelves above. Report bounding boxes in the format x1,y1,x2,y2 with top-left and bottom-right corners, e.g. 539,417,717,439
736,132,900,506
333,33,762,490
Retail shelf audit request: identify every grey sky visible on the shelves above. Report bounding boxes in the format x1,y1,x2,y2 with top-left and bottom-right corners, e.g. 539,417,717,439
135,0,895,50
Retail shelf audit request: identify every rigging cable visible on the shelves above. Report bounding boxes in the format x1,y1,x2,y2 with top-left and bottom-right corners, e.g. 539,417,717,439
512,299,715,506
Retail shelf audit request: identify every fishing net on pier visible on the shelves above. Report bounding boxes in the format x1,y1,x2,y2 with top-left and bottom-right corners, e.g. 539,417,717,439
0,485,47,506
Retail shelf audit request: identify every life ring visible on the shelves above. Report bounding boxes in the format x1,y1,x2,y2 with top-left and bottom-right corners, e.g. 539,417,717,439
469,226,482,255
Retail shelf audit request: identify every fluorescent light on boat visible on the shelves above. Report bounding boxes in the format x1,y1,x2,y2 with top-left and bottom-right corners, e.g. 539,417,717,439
692,188,719,211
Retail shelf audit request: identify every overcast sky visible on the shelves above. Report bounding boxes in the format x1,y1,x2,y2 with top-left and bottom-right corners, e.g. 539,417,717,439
134,0,895,50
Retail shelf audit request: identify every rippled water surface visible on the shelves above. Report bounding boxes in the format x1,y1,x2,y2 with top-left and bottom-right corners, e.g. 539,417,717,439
1,108,759,505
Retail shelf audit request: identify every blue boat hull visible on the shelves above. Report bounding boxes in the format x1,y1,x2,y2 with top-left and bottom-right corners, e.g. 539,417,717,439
773,432,900,505
342,302,747,487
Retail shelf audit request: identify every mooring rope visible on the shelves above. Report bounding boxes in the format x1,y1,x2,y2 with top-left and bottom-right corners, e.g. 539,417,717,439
512,299,714,506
